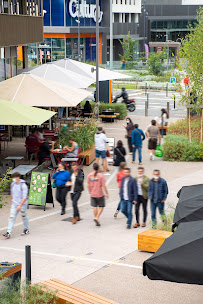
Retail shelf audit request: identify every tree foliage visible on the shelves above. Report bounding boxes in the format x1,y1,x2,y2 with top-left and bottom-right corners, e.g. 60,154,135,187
0,170,11,208
179,8,203,106
119,31,137,62
148,49,167,76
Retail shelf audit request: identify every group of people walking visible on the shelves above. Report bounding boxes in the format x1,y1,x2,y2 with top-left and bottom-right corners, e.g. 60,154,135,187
3,116,169,238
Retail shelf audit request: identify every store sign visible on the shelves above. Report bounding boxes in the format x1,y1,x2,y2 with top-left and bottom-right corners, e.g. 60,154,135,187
69,0,103,23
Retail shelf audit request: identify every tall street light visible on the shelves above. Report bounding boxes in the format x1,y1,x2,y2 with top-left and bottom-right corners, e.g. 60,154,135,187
76,0,81,61
96,0,99,106
110,0,113,71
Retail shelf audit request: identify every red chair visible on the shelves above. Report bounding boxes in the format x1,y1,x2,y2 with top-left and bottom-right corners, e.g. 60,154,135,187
61,147,82,166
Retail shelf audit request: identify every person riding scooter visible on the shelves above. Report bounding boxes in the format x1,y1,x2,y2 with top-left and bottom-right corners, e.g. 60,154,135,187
120,87,128,103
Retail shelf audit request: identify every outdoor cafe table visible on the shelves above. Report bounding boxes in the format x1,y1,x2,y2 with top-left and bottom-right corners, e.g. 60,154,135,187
5,156,24,168
9,165,36,177
53,150,68,163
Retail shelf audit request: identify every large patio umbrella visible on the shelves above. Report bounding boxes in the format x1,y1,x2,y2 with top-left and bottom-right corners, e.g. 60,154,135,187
0,99,55,125
53,59,131,81
0,74,90,107
143,221,203,285
28,63,94,89
172,184,203,230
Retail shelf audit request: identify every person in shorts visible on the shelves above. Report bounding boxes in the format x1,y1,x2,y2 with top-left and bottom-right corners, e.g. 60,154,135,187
146,120,161,160
94,127,109,174
87,163,109,227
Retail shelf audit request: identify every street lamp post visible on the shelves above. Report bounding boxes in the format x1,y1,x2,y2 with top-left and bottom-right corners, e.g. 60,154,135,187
110,0,113,71
96,0,99,107
77,0,81,61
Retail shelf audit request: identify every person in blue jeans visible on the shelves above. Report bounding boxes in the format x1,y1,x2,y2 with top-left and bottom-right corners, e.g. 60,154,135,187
120,168,138,229
3,172,29,239
131,124,145,165
148,169,168,228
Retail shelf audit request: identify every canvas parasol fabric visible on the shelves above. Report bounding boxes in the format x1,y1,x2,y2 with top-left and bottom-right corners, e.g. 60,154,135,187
0,99,55,125
0,74,90,107
143,221,203,285
173,184,203,229
28,63,94,89
53,59,132,81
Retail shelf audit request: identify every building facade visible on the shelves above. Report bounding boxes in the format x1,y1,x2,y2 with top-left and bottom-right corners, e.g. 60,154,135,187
27,0,141,65
0,0,43,82
139,0,203,55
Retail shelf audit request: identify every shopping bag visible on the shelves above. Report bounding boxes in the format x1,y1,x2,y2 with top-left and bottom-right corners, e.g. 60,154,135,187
155,144,163,157
52,180,57,188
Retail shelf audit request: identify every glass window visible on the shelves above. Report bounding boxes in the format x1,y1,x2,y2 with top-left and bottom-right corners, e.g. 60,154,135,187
43,0,51,26
5,58,11,79
52,38,65,61
0,59,5,82
28,44,38,67
51,0,64,26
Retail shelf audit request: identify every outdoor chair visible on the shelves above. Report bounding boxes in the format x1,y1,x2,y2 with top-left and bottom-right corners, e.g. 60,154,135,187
61,147,82,166
0,134,9,150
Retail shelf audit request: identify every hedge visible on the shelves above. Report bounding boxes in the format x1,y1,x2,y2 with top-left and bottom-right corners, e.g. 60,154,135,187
81,101,127,120
163,135,203,162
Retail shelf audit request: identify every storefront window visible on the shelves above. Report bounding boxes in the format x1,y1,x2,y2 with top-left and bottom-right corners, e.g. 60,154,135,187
28,44,38,67
52,38,65,61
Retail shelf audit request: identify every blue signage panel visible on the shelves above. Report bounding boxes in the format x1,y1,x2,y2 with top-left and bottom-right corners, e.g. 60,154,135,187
66,0,103,27
170,77,176,84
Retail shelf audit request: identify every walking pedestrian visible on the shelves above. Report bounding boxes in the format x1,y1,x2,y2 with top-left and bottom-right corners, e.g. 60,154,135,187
87,163,109,227
114,162,127,218
113,140,126,167
123,117,134,154
145,120,161,160
70,162,84,224
52,162,71,215
120,168,138,229
133,167,150,228
148,169,168,228
131,124,145,165
94,127,109,174
3,172,29,239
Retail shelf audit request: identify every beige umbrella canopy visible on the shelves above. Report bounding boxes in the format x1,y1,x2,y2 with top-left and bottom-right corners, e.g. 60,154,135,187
0,74,90,107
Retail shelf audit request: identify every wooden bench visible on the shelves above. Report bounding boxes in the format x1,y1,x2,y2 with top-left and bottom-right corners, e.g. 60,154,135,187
38,279,119,304
138,229,173,253
80,147,95,166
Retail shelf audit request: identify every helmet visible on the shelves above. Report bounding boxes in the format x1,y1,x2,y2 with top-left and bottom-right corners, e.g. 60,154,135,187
122,87,126,91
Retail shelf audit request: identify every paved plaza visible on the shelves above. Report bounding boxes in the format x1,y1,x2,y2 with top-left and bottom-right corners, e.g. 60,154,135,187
0,115,203,304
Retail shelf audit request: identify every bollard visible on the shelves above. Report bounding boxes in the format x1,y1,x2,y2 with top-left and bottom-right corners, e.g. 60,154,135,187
174,95,176,109
166,83,168,97
25,245,31,284
145,101,148,117
147,93,149,109
145,82,147,96
167,101,170,118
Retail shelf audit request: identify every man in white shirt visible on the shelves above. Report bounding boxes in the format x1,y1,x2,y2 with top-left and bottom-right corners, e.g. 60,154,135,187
94,127,109,174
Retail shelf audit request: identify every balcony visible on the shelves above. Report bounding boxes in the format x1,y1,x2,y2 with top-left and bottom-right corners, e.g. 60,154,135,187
0,0,43,47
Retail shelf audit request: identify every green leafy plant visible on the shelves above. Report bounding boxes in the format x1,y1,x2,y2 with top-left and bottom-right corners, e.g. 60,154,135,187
0,170,11,208
58,119,98,152
119,31,137,62
153,203,175,231
168,117,202,140
148,48,167,76
0,279,59,304
163,135,203,161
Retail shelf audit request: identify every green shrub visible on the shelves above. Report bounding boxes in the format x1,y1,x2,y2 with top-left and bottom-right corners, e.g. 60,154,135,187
58,119,98,152
153,203,175,231
168,117,202,140
0,170,11,208
0,279,58,304
81,101,127,120
163,135,203,161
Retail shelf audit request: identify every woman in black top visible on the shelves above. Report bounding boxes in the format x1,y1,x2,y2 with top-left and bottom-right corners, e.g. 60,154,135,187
123,117,134,154
113,140,126,166
83,100,92,116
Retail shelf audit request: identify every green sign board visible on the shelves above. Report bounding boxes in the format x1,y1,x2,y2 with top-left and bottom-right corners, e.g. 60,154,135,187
28,172,53,210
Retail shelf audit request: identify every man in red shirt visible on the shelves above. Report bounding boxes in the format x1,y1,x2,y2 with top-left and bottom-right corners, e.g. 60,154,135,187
87,163,109,227
184,76,190,90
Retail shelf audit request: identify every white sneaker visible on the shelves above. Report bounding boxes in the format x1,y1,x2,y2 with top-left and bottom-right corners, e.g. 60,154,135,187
152,155,155,160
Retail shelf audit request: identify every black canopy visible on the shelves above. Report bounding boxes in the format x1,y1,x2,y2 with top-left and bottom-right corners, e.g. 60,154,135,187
143,221,203,285
173,184,203,228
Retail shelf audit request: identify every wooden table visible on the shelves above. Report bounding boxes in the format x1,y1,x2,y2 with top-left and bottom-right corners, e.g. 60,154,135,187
138,229,173,253
5,156,24,168
9,165,36,176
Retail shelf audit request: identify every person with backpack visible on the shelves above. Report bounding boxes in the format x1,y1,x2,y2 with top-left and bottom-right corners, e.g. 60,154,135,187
3,172,29,239
87,163,109,227
131,124,145,165
70,162,84,224
113,140,126,167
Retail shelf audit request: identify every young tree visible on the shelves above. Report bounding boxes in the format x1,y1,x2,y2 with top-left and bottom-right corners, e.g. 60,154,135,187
119,31,137,62
180,8,203,107
148,48,167,76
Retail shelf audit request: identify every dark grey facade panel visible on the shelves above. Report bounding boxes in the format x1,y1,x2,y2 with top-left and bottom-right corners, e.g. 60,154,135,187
146,0,183,5
146,5,202,17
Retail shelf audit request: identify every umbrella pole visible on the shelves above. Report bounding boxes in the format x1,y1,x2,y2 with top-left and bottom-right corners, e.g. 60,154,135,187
26,126,29,137
66,107,69,119
49,107,52,130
